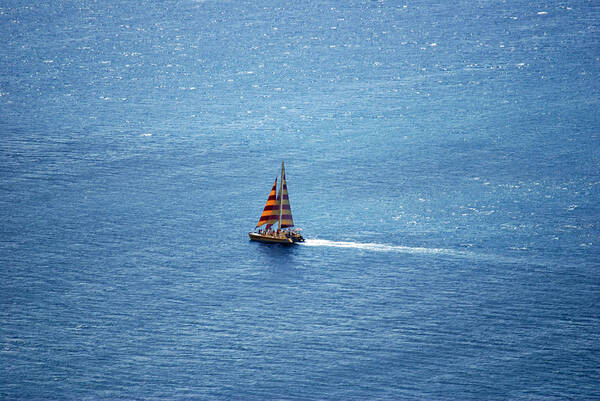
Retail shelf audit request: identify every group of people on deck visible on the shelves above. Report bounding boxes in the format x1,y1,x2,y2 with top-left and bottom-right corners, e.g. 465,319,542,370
257,228,291,238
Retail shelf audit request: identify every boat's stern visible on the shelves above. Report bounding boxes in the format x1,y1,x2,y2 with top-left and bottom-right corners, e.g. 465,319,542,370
290,232,305,242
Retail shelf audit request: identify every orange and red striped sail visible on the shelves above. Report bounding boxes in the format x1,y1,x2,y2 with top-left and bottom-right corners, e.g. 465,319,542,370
256,178,280,228
278,165,294,228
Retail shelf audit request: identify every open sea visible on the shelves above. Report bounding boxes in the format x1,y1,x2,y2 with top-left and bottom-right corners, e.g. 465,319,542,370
1,0,599,399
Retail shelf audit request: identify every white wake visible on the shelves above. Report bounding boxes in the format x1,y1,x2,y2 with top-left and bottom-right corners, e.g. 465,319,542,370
299,239,543,266
300,239,464,257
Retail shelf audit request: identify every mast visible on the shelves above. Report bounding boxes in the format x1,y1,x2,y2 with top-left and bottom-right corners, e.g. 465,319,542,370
278,161,284,230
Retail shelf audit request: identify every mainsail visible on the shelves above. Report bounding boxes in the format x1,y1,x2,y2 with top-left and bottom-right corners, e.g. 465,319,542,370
278,163,294,228
256,178,279,228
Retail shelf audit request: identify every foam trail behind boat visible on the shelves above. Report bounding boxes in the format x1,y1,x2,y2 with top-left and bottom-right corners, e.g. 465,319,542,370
300,239,464,257
300,239,547,267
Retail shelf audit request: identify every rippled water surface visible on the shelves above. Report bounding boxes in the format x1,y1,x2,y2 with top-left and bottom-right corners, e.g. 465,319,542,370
1,0,599,399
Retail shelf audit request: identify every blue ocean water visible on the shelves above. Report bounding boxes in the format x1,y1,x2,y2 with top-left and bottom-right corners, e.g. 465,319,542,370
1,0,599,399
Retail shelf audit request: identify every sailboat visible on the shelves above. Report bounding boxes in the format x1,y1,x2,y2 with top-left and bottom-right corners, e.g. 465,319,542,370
249,161,305,245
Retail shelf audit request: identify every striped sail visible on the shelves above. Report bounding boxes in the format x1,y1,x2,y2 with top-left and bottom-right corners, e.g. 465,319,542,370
256,178,279,228
278,165,294,228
